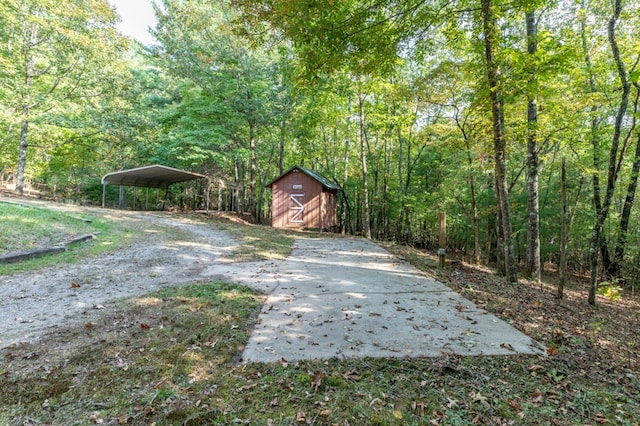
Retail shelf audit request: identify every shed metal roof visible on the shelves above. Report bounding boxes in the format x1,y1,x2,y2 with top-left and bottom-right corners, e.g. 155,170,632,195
266,165,341,190
101,165,207,189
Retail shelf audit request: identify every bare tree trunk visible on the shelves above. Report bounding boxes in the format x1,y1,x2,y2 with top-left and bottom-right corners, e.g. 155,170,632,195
525,10,541,283
248,118,257,222
16,23,38,196
611,88,640,279
341,97,352,234
588,0,630,305
278,121,285,175
579,0,613,283
470,173,481,265
17,115,29,196
482,0,517,283
558,159,568,299
358,91,371,239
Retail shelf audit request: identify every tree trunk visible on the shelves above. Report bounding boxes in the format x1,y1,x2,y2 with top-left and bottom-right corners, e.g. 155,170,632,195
341,97,352,234
579,0,613,284
525,10,541,283
611,88,640,279
482,0,517,283
588,0,629,305
558,159,568,299
17,115,29,196
358,91,371,239
470,173,481,265
278,121,285,175
249,118,257,222
16,23,39,196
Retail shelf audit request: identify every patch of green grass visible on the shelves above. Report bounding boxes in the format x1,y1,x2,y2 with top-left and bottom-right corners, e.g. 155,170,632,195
0,202,102,253
0,203,141,275
0,203,193,275
211,217,297,261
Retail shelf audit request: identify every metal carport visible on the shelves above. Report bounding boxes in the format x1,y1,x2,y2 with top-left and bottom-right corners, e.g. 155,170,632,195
101,164,207,209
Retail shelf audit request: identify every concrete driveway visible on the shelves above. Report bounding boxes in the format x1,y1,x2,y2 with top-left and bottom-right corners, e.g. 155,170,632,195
242,237,545,363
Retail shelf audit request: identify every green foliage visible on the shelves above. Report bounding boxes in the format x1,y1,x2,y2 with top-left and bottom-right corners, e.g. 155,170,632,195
0,0,130,192
597,280,622,302
2,0,640,282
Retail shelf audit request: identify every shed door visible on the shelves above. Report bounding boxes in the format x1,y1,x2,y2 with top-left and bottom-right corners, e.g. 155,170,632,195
289,193,305,224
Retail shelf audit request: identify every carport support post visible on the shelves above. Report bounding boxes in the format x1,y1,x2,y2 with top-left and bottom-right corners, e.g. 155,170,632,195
438,211,446,267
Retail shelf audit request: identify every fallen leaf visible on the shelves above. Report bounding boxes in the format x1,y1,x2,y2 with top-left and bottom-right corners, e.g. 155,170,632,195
547,346,558,356
311,370,325,392
528,364,544,372
500,343,515,351
71,282,81,288
279,357,288,368
239,382,257,391
392,410,403,419
530,390,544,404
341,370,361,380
295,411,306,423
140,323,151,330
594,413,608,423
89,411,104,424
85,322,95,329
470,391,488,404
508,398,522,412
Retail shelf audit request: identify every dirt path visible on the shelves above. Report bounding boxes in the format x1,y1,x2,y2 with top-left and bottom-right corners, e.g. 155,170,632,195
0,206,278,348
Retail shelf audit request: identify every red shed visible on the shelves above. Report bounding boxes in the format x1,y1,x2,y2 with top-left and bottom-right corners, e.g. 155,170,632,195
266,165,340,229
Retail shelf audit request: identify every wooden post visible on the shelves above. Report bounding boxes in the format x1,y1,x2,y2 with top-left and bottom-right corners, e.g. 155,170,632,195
438,211,446,267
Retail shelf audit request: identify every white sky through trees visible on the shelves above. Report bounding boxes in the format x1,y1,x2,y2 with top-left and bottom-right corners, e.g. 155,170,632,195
108,0,157,45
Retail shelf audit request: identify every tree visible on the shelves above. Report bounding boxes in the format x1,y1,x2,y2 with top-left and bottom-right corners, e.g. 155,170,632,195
525,7,541,283
153,0,282,221
481,0,518,283
0,0,127,195
587,0,631,305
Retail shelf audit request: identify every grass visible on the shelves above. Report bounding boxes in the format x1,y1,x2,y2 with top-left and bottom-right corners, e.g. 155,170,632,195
1,206,639,424
203,213,298,261
0,201,106,253
0,202,183,275
0,282,266,425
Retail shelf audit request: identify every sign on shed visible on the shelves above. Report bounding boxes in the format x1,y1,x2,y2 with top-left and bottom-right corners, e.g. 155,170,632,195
266,165,340,229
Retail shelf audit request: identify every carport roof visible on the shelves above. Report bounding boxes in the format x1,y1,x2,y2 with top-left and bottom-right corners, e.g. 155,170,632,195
101,165,207,189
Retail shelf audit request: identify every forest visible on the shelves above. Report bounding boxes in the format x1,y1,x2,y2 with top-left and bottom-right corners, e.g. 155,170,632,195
1,0,639,304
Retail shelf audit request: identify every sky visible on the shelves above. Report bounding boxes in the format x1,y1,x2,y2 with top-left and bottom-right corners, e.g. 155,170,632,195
108,0,158,46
